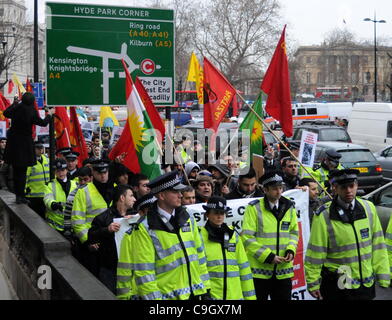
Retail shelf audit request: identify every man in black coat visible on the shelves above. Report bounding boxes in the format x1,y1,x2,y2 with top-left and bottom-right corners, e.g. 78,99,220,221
3,93,53,204
225,167,264,199
88,185,136,294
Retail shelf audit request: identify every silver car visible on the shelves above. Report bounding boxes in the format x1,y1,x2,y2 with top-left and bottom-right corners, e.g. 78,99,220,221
374,146,392,181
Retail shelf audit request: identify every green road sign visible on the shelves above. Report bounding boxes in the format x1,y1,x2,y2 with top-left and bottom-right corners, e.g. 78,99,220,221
46,2,175,106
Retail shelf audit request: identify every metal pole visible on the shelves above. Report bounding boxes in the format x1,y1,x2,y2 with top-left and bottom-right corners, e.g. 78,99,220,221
49,114,55,180
34,0,39,82
374,18,378,102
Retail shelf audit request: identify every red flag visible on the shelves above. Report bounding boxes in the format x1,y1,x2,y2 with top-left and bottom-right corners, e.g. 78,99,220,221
203,57,236,132
261,25,293,137
135,77,165,140
0,92,10,128
69,107,88,168
54,107,72,150
26,78,33,93
7,79,14,95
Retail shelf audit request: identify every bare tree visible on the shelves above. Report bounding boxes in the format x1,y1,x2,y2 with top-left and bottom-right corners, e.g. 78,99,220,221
191,0,282,91
0,7,28,90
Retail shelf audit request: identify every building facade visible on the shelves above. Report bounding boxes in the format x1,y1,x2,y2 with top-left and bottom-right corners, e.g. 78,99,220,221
0,0,45,99
293,44,392,102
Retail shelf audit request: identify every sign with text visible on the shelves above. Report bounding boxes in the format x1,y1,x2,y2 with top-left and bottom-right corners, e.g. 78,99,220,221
298,130,318,168
46,2,175,106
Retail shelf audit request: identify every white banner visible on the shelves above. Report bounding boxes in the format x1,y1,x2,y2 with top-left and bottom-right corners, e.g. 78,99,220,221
299,130,318,168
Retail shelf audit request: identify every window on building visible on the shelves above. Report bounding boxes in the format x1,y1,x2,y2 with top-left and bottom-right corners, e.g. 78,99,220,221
351,55,359,67
362,56,369,65
329,73,336,84
306,56,312,64
363,72,371,84
0,9,4,16
317,72,323,84
306,72,311,84
363,85,369,95
351,73,358,83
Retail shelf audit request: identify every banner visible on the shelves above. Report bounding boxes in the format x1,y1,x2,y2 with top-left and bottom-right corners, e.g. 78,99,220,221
114,189,314,300
298,130,318,168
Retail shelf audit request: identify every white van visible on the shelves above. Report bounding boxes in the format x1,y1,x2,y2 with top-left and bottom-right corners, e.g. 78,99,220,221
291,102,352,126
347,102,392,153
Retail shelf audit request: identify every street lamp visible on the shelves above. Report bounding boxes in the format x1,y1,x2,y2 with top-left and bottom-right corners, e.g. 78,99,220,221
364,14,386,102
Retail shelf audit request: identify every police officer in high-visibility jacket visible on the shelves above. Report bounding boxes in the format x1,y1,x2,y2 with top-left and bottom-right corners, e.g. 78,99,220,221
117,170,211,300
242,171,299,300
303,149,344,188
25,141,50,218
71,159,115,276
200,196,256,300
305,169,390,300
43,158,77,233
385,214,392,279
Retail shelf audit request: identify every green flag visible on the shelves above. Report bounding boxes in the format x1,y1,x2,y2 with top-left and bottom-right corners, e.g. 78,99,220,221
239,94,264,158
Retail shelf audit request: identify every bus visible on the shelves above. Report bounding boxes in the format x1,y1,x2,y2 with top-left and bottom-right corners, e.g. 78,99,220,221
315,87,351,100
176,90,199,109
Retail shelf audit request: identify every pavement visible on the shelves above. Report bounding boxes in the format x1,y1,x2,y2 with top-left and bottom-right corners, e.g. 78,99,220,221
375,284,392,300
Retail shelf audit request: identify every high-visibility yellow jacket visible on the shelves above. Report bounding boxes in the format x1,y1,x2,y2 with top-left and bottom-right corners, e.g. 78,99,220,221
305,197,390,292
303,163,344,187
44,179,78,232
71,182,110,244
385,214,392,278
25,155,50,198
241,197,299,280
200,223,256,300
117,204,210,300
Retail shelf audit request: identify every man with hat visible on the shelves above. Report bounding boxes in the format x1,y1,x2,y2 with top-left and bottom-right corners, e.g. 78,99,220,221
56,147,72,160
117,170,211,300
25,141,50,218
303,149,344,188
200,196,256,300
242,171,299,300
65,151,80,180
43,158,78,233
305,169,390,300
208,163,236,197
71,158,116,276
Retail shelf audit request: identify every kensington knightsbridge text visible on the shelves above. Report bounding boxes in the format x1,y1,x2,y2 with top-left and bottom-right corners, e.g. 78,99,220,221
148,304,242,318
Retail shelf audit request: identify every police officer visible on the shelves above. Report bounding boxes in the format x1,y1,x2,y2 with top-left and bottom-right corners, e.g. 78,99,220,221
65,151,80,180
242,171,299,300
133,193,156,217
25,141,50,218
304,149,344,188
43,158,77,233
71,159,115,276
116,170,211,300
305,169,390,300
385,215,392,279
200,196,256,300
56,147,72,160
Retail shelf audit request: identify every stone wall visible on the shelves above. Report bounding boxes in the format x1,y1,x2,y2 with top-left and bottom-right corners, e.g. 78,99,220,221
0,190,115,300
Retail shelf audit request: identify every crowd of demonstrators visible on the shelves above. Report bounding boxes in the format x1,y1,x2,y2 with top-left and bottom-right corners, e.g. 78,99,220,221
1,93,391,300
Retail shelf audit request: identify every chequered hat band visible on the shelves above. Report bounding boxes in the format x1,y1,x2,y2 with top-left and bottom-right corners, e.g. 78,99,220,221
151,178,181,194
262,174,283,186
136,197,157,210
204,202,227,210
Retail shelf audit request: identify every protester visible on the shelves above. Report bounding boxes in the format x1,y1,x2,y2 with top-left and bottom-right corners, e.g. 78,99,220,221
298,178,321,225
225,167,264,199
263,144,281,175
305,169,390,300
88,185,136,294
194,173,214,203
130,173,150,200
200,196,256,300
3,92,53,204
242,171,299,300
181,185,196,205
117,170,211,300
25,141,50,218
209,163,236,196
281,157,301,190
184,161,200,183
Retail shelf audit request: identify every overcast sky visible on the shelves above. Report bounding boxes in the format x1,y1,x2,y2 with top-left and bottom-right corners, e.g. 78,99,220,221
27,0,392,46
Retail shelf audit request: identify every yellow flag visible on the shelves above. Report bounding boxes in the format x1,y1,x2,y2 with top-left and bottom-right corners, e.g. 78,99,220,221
12,73,26,94
99,106,119,127
186,52,204,104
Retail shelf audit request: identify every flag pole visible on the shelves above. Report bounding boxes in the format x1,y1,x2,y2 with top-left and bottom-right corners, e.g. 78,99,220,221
236,92,332,199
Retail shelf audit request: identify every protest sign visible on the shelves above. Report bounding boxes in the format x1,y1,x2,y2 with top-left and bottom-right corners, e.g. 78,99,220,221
110,126,124,145
298,130,318,168
81,121,94,142
0,121,6,138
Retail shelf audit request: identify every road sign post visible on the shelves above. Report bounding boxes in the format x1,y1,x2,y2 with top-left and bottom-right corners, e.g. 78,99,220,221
46,3,175,106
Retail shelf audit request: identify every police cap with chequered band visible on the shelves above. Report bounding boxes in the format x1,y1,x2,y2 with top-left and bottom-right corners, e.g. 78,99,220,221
147,170,187,195
134,194,157,211
53,158,67,170
91,159,110,173
259,171,285,187
329,169,359,185
325,149,342,161
65,151,80,160
202,196,231,213
34,141,44,148
56,147,72,157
